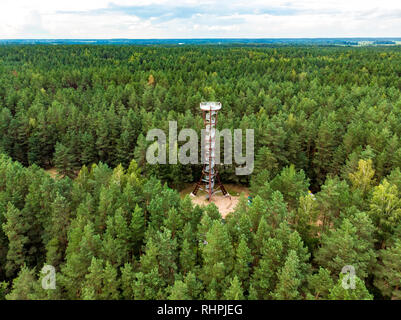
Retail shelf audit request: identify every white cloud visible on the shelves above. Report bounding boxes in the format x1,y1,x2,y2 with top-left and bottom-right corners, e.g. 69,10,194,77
0,0,400,38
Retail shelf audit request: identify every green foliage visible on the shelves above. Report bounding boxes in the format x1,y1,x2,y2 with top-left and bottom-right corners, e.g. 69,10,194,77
0,281,8,300
316,176,351,232
2,203,29,278
233,235,253,290
328,274,373,300
272,250,302,300
250,237,283,299
5,265,37,300
179,239,196,275
270,165,309,209
1,45,401,300
315,217,376,279
169,280,191,300
348,159,375,196
369,179,401,246
291,194,319,246
201,221,234,298
120,262,135,300
306,268,334,300
224,276,245,300
374,240,401,299
53,143,78,178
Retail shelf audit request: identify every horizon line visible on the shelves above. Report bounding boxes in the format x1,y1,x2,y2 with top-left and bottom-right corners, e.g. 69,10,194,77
1,37,401,40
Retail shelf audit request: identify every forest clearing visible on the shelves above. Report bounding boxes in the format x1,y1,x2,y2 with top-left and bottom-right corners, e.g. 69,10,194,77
181,184,250,218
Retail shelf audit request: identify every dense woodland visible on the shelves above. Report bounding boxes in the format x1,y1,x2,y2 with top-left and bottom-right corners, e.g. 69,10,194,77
1,45,401,300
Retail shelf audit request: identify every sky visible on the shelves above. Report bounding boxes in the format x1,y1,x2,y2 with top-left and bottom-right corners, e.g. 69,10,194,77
1,0,401,39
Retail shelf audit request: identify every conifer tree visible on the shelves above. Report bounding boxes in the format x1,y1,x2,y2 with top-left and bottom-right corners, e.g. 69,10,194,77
316,177,351,232
80,132,97,165
386,167,401,193
374,240,401,299
184,272,203,300
5,265,36,300
306,267,334,300
82,257,104,300
102,261,120,299
120,262,135,300
234,235,253,290
270,164,309,209
60,218,102,299
314,218,376,279
287,231,311,285
265,191,289,228
201,221,234,297
180,195,198,228
328,274,373,300
132,268,165,300
101,207,132,267
164,207,183,239
2,202,29,277
45,192,71,267
248,284,258,300
254,146,279,178
291,194,319,245
253,217,272,258
312,116,339,185
53,142,77,178
369,179,401,247
224,276,245,300
130,204,145,254
272,250,302,300
197,213,213,246
250,237,283,299
116,129,134,168
249,169,272,200
0,281,8,300
169,280,191,300
204,203,222,221
179,239,196,276
248,195,268,232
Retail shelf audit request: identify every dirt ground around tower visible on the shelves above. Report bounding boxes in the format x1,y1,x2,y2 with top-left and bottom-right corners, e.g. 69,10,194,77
180,183,250,219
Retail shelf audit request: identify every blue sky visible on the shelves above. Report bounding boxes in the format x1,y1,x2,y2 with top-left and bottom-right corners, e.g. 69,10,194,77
1,0,401,38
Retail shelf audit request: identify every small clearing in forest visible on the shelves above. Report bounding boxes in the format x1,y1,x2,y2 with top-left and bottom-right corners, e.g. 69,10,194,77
45,167,59,179
180,184,250,219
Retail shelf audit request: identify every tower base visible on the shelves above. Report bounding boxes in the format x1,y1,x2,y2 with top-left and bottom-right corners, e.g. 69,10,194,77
191,166,228,202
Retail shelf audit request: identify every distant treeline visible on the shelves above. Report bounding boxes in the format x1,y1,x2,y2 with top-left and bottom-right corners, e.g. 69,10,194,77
1,38,400,45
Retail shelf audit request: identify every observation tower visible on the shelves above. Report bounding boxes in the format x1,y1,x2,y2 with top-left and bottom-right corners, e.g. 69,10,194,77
191,102,229,202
